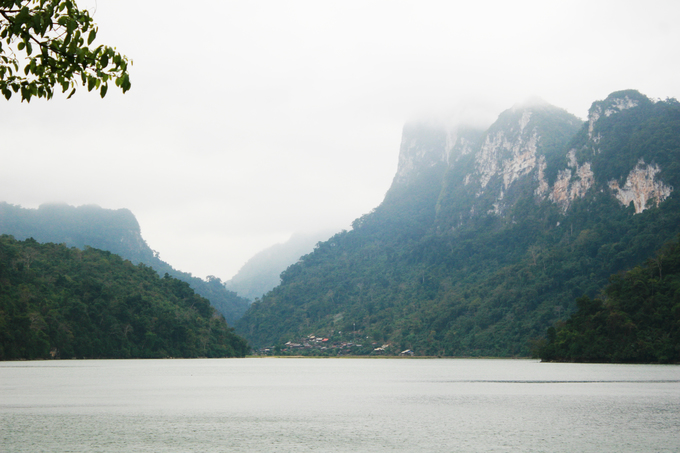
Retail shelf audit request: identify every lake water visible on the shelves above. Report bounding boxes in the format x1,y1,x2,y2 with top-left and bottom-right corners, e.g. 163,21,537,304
1,358,679,452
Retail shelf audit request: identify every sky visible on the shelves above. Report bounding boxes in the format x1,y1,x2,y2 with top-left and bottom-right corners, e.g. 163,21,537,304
2,0,679,280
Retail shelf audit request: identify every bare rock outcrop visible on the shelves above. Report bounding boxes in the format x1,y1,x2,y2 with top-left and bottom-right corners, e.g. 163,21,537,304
609,160,673,214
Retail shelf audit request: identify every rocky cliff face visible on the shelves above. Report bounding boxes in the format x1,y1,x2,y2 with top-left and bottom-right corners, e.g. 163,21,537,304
236,89,680,356
609,160,673,213
475,110,540,192
587,93,640,140
392,124,448,186
391,123,481,188
575,90,672,214
391,90,674,222
544,150,594,212
395,100,583,226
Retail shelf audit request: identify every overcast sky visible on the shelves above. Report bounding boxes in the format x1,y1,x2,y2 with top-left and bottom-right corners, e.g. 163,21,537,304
2,0,679,280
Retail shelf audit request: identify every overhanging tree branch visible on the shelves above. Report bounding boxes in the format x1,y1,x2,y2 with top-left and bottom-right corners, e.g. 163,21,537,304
0,0,131,102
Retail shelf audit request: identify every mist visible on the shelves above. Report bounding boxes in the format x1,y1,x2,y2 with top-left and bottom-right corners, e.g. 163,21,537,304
1,0,679,279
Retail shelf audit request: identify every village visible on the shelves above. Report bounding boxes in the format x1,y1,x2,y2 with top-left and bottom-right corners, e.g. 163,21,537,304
257,334,415,357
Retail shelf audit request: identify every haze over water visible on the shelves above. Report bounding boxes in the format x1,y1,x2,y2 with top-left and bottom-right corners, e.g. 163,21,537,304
1,358,679,452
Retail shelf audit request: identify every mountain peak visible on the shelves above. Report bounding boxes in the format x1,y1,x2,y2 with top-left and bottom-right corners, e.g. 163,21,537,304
236,89,680,357
587,89,652,139
453,101,583,216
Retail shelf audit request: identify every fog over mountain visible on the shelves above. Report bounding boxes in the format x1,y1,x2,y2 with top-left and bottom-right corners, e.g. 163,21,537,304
236,90,680,357
0,203,249,324
2,1,679,282
225,229,338,301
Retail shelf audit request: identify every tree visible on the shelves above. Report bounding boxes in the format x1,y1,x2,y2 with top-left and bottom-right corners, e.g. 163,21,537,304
0,0,130,102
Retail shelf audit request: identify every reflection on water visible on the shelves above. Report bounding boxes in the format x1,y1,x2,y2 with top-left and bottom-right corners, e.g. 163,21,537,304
1,358,679,452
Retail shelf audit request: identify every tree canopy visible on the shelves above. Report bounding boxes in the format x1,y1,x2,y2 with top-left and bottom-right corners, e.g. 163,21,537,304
0,0,130,101
537,236,680,363
0,235,249,360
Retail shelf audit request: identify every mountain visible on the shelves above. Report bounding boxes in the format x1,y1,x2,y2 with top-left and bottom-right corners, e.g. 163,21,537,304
225,230,337,301
0,203,250,324
0,236,248,360
236,90,680,357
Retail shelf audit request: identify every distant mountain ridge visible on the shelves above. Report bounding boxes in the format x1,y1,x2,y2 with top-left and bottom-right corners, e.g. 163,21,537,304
225,230,337,301
236,90,680,357
0,203,147,260
0,202,249,324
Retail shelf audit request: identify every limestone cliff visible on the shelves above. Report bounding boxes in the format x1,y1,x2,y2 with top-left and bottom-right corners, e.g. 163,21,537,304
545,150,594,212
471,93,665,217
432,99,583,224
390,90,675,228
609,160,673,213
392,123,448,186
574,90,671,214
391,122,482,188
476,109,540,192
588,92,640,139
236,89,680,357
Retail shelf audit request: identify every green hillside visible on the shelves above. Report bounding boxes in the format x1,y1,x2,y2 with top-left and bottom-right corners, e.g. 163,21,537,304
0,236,248,360
236,91,680,357
538,236,680,363
0,202,250,324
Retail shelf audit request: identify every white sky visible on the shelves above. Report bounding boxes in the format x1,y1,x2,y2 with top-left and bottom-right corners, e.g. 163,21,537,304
2,0,679,280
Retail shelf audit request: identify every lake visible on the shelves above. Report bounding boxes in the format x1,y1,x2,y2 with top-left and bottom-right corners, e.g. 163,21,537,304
1,358,679,452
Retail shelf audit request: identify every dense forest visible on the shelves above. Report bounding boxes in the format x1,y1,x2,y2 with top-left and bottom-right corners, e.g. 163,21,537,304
236,91,680,358
0,202,250,324
3,90,677,361
538,236,680,363
0,236,248,360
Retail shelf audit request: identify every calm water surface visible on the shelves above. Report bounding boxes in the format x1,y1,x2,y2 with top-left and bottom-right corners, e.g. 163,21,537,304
1,358,679,452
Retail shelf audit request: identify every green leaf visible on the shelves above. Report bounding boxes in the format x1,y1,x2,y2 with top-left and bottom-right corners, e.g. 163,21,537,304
0,0,132,101
87,29,96,46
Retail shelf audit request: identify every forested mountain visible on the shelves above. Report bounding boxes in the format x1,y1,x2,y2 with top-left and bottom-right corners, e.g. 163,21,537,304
225,230,337,301
538,236,680,363
0,203,249,324
236,90,680,357
0,236,248,360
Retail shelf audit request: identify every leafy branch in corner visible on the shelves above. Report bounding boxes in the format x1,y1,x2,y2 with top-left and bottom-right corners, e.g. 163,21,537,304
0,0,131,101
